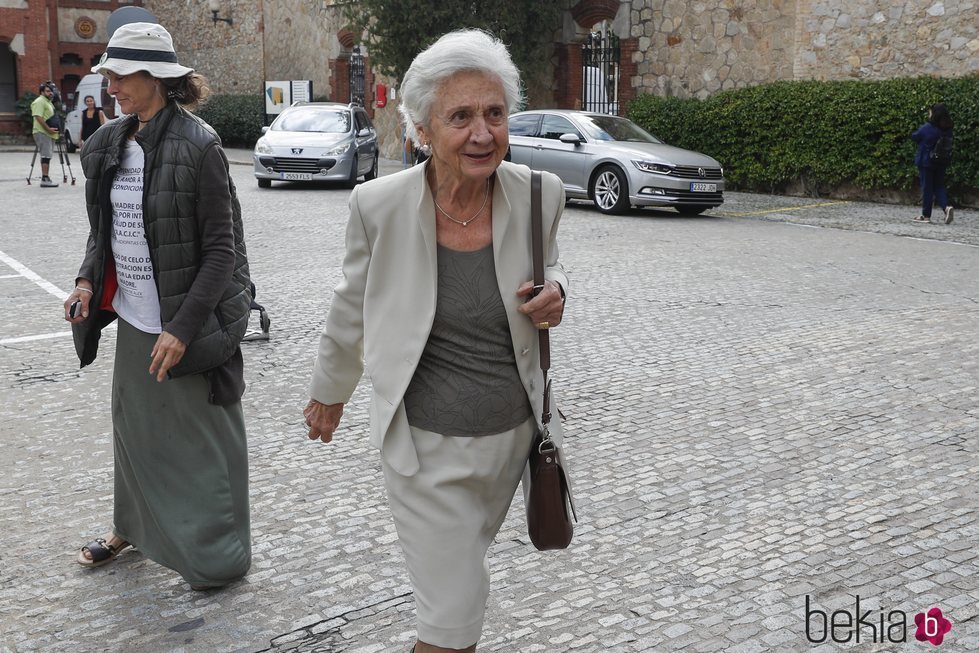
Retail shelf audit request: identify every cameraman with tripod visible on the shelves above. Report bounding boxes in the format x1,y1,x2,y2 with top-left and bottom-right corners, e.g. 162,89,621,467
31,82,60,187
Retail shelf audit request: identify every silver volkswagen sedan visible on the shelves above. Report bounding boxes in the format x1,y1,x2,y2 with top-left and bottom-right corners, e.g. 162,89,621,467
508,110,724,215
253,102,378,188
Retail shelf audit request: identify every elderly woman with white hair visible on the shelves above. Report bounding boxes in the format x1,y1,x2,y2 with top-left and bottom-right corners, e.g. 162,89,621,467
304,29,569,653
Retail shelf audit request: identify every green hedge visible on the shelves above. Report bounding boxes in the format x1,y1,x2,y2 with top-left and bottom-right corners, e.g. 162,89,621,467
627,75,979,198
194,94,265,148
15,92,40,132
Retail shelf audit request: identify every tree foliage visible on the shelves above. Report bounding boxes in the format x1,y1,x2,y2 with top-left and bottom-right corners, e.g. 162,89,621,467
15,92,40,132
341,0,567,83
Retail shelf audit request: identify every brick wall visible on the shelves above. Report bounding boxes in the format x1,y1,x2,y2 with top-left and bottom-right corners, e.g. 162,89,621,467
1,0,143,136
0,0,52,135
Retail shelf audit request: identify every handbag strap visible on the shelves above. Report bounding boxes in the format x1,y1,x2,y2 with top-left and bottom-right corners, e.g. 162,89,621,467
531,171,552,429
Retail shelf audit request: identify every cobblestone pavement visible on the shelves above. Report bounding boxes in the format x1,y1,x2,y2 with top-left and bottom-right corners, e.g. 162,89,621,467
1,149,977,653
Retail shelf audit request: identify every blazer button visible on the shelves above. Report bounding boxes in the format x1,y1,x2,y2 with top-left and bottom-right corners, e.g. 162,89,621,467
521,347,530,356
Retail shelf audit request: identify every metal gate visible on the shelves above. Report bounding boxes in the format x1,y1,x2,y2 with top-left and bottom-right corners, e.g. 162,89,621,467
349,46,365,105
581,26,620,115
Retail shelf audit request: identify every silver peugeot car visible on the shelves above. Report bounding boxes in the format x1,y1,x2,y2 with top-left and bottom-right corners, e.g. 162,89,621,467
253,102,378,188
508,110,724,215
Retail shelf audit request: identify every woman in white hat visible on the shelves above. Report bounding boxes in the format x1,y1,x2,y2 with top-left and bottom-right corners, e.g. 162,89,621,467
64,22,253,590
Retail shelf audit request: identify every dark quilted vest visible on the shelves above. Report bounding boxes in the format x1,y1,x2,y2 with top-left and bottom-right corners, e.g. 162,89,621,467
75,103,251,377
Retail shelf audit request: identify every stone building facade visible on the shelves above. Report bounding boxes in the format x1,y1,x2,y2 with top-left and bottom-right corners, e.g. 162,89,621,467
141,0,265,96
141,0,399,156
625,0,979,99
5,0,976,150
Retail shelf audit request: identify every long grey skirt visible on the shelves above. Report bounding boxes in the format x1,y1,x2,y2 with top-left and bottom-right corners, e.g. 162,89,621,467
111,319,251,587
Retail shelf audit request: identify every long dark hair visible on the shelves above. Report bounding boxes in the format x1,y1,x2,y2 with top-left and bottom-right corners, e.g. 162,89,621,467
928,103,953,130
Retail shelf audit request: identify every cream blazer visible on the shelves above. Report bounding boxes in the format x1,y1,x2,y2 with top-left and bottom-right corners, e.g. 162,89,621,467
309,161,569,476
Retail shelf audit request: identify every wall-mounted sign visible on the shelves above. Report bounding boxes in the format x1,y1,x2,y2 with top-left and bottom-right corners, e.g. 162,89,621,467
265,81,290,114
264,80,312,124
75,17,97,39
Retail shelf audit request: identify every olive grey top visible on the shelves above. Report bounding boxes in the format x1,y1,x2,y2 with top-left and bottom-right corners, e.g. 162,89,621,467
404,244,533,436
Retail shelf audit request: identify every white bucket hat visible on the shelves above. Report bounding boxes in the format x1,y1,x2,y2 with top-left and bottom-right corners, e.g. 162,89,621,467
91,22,193,79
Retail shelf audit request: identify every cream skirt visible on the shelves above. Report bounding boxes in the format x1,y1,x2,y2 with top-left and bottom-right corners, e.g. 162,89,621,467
382,417,535,648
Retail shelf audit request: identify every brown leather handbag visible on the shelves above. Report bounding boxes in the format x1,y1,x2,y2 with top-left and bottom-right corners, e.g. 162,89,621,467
526,171,577,551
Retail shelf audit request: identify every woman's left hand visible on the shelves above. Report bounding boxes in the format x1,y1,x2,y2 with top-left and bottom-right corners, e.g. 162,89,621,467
149,331,187,382
516,279,564,330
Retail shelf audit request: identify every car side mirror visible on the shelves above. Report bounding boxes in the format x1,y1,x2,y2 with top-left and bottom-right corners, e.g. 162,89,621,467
357,128,372,137
261,126,269,133
559,133,581,145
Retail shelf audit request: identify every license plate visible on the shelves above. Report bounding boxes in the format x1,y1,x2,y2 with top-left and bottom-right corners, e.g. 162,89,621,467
281,172,313,181
690,182,717,192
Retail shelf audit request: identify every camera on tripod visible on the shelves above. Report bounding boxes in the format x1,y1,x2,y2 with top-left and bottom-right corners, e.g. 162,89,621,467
40,81,64,131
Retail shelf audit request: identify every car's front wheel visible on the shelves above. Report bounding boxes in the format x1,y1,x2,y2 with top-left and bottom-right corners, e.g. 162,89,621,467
677,205,710,216
591,165,630,214
346,155,359,188
365,153,378,181
257,178,271,188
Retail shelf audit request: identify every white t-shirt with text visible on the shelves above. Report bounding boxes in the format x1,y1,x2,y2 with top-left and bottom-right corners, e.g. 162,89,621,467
110,139,162,334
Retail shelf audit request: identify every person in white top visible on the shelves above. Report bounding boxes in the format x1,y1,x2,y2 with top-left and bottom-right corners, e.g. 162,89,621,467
63,22,252,592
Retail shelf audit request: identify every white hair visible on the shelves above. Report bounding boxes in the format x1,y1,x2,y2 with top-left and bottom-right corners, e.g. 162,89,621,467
399,29,522,142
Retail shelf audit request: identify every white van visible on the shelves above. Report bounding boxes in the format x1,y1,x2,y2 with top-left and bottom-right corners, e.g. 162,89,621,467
64,73,120,153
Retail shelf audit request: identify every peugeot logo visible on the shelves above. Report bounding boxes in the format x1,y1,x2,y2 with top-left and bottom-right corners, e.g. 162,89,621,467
698,167,706,177
292,148,303,155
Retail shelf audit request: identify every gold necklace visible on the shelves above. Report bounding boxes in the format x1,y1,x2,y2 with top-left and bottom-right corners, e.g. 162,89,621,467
433,179,490,227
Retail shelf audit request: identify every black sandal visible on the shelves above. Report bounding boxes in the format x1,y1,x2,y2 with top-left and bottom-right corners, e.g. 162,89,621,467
77,537,132,568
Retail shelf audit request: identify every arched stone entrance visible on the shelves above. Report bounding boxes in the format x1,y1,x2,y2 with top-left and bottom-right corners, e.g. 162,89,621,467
554,0,637,115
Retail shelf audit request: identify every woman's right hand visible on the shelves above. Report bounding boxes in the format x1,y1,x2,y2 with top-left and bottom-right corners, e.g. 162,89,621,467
64,281,94,323
304,399,344,443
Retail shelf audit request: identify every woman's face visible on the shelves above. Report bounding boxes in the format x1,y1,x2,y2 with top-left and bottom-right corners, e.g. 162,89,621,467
418,70,509,187
104,70,160,116
84,96,95,108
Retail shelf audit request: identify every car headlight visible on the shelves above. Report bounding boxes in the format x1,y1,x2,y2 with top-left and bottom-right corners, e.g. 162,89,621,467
326,141,352,157
254,139,273,155
633,160,674,175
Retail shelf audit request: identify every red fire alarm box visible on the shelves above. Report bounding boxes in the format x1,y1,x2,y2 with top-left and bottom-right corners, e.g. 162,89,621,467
376,83,387,108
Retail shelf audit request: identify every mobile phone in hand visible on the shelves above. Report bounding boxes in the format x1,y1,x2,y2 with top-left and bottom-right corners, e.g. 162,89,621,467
69,299,82,319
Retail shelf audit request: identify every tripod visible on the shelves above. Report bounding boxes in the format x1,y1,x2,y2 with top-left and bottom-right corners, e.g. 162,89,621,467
26,131,76,186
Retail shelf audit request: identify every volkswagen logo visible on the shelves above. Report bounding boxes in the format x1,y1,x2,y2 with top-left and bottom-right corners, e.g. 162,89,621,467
292,148,303,155
698,167,706,177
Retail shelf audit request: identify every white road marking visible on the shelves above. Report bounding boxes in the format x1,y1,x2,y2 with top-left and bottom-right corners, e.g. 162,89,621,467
0,248,101,346
0,248,70,299
0,332,73,345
